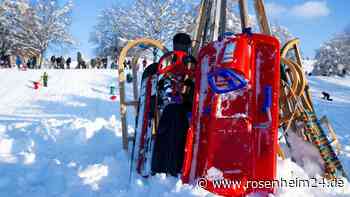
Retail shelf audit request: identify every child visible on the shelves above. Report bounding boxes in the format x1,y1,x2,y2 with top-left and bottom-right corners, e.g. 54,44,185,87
42,72,49,87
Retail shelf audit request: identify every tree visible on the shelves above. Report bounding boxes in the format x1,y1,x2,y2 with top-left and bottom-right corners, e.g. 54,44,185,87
89,8,121,58
313,24,350,76
0,0,74,66
0,0,36,57
90,0,196,57
91,0,292,58
31,0,74,66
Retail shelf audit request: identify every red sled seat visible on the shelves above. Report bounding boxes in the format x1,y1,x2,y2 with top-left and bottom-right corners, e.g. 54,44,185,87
182,33,280,196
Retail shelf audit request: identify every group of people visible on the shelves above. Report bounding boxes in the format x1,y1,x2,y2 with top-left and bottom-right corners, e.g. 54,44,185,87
0,54,39,69
0,53,11,68
0,51,150,70
50,55,72,69
14,55,39,69
89,57,109,69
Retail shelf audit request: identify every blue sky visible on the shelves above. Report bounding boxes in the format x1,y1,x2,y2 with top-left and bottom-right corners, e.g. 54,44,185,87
64,0,349,59
67,0,115,58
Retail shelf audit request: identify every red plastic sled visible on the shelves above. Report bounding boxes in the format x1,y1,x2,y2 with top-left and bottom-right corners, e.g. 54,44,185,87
33,81,40,90
110,95,117,101
182,33,280,196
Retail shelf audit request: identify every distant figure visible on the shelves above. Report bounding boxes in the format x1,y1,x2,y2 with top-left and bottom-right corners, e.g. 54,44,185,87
126,60,131,69
341,69,347,77
102,57,108,69
110,61,117,69
55,56,61,69
322,91,333,101
142,59,147,69
77,52,84,69
42,72,48,87
16,55,22,69
96,58,102,69
26,59,31,69
61,56,65,69
66,57,71,69
32,56,37,69
90,58,96,69
50,56,56,69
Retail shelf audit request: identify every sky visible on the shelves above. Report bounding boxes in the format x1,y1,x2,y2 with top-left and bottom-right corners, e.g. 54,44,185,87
64,0,349,59
67,0,115,59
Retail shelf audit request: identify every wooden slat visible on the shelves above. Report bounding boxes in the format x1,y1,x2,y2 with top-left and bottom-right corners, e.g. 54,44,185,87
254,0,271,35
124,101,139,106
118,38,168,151
238,0,249,31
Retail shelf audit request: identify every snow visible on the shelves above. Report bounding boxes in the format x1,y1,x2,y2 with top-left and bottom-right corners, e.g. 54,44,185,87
0,69,349,196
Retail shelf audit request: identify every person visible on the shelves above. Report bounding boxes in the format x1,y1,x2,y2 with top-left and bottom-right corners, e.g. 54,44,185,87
77,52,84,69
61,56,65,69
90,58,96,69
66,57,71,69
50,56,56,69
42,72,48,87
142,59,147,69
102,57,108,69
110,61,116,69
151,33,194,177
127,60,131,69
55,56,61,69
26,58,32,69
32,56,37,69
16,55,22,69
96,58,101,69
322,91,333,101
0,56,4,68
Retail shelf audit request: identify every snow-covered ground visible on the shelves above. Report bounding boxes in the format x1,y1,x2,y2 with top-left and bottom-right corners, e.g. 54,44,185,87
0,69,349,197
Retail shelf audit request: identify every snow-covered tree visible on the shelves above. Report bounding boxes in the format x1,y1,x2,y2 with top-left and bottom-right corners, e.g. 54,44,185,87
313,24,350,76
90,0,196,57
30,0,74,65
0,0,35,56
91,0,292,57
226,0,293,45
89,8,121,58
0,0,74,66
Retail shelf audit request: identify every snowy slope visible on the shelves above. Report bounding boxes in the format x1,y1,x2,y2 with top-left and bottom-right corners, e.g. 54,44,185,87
0,70,349,197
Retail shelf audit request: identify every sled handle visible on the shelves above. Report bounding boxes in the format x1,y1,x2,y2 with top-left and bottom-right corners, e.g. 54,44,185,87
208,68,247,94
262,86,272,112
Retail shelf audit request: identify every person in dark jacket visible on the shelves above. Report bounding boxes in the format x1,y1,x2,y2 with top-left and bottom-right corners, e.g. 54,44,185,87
66,57,71,69
151,103,189,176
50,56,56,69
151,33,195,177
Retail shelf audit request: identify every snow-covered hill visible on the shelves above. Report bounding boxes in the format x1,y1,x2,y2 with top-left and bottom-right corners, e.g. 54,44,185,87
0,70,349,197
